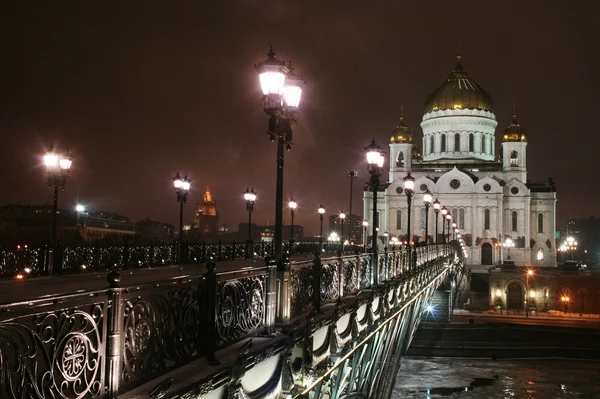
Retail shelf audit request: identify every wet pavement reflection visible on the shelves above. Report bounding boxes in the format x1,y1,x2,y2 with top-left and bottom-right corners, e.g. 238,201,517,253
393,357,600,398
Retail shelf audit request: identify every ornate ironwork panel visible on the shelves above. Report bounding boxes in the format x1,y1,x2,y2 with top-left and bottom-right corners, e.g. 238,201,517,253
127,246,151,268
320,259,340,303
120,280,206,392
216,274,266,346
152,245,174,266
359,255,371,288
62,247,94,271
98,246,125,270
342,256,359,295
290,263,314,317
0,300,106,399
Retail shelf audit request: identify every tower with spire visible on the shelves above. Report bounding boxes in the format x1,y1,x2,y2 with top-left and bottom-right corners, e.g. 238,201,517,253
389,105,414,180
193,186,220,235
501,103,528,183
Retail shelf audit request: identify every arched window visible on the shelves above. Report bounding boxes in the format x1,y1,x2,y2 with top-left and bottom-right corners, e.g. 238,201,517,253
396,210,402,230
510,150,518,166
396,151,404,167
454,133,460,152
538,213,544,233
452,208,458,223
512,211,518,232
481,135,486,154
537,248,544,260
430,136,434,154
420,208,426,229
484,209,490,230
459,208,465,229
469,133,474,152
441,134,446,152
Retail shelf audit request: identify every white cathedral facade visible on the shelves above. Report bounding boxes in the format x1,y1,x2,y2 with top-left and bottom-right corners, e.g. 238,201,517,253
364,55,557,270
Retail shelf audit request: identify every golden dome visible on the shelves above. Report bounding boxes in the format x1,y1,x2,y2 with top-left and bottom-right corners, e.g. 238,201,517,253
390,105,413,143
502,113,527,142
412,144,422,160
424,54,494,114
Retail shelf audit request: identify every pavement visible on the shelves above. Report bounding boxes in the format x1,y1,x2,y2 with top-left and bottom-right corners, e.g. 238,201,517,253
0,253,327,306
451,309,600,329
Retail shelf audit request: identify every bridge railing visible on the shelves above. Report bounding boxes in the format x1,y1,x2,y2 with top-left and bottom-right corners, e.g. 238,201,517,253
0,259,269,398
0,244,454,398
287,245,453,319
0,241,361,278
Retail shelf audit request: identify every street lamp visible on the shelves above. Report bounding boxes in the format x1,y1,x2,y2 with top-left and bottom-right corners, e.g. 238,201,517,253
433,199,440,245
244,188,257,259
318,205,326,252
451,221,457,242
526,269,534,317
383,231,389,249
365,138,385,286
75,204,85,225
43,147,73,275
403,173,415,271
339,212,346,253
173,172,191,263
289,198,297,251
362,219,368,252
441,206,448,243
255,47,306,272
348,171,358,246
423,190,432,245
504,238,514,260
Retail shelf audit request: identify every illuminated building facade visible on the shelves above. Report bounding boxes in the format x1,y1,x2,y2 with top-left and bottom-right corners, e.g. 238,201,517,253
364,55,558,269
193,186,220,234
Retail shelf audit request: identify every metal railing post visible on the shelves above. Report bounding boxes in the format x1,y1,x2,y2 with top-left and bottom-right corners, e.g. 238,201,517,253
217,240,222,262
106,270,124,398
313,253,322,312
337,251,344,301
205,260,220,365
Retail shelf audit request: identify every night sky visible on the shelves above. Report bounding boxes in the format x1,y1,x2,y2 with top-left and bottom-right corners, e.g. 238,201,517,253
1,1,598,235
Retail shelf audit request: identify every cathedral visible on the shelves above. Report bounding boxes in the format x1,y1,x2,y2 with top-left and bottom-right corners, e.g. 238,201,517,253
365,55,557,270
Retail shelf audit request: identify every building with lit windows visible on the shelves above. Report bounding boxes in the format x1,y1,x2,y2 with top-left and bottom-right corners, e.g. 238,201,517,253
193,186,220,234
364,55,557,270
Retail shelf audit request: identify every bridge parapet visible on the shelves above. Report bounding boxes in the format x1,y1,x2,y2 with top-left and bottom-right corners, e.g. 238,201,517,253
0,244,460,399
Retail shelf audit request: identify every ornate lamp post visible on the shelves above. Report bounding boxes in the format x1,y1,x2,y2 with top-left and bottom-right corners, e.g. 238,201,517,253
339,212,346,253
347,171,358,245
43,147,72,275
75,204,85,225
441,206,448,243
383,231,389,249
318,205,325,252
433,199,440,245
445,213,452,244
255,47,305,271
403,173,415,244
173,172,191,263
526,269,534,317
365,138,385,286
451,222,457,242
423,189,432,245
504,238,514,260
403,173,415,271
244,188,257,259
288,198,297,251
362,220,368,250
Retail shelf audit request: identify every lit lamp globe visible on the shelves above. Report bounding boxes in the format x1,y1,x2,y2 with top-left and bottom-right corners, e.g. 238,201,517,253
75,204,85,213
423,190,433,204
318,206,325,215
403,174,415,192
244,190,257,202
289,200,297,210
339,212,346,220
256,48,287,98
283,63,305,110
365,139,385,169
362,220,368,227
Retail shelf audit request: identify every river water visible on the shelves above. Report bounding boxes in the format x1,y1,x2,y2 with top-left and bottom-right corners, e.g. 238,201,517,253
393,357,600,398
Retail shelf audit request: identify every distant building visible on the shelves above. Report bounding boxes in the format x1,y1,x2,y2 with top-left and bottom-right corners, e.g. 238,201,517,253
561,217,600,267
328,214,363,243
261,226,274,243
135,218,174,244
193,186,220,234
0,204,135,246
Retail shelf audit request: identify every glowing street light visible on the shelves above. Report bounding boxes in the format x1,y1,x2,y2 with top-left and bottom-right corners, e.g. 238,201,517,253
365,138,385,285
173,172,191,263
43,146,73,275
318,205,326,252
433,199,441,245
243,188,257,258
289,199,297,250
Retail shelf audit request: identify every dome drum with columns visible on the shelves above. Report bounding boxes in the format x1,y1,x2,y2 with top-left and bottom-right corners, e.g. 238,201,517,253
364,55,557,270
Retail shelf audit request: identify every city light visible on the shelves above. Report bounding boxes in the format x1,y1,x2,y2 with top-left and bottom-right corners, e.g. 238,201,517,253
76,204,85,213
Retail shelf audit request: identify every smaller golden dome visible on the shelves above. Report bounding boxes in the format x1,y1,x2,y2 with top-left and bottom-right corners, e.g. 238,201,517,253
412,144,422,160
390,105,413,143
502,113,527,142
